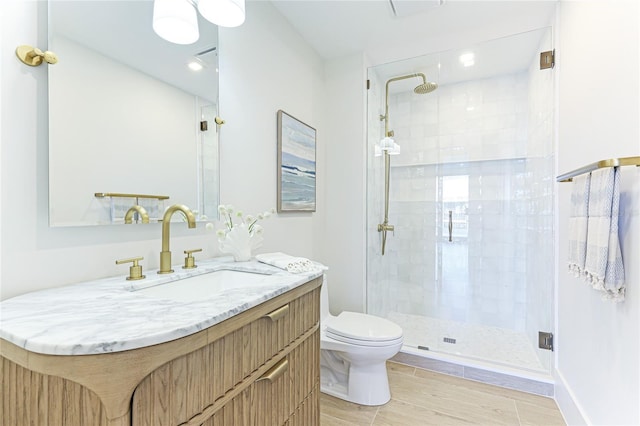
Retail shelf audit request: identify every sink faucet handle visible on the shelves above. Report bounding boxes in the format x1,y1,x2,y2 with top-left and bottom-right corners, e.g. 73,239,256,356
183,249,202,269
116,256,146,281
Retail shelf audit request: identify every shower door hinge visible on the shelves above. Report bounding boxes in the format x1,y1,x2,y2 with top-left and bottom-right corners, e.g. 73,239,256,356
540,50,555,69
538,331,554,351
366,79,370,90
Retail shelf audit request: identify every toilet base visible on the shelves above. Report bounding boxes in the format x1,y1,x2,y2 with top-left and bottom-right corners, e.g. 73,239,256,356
320,349,392,406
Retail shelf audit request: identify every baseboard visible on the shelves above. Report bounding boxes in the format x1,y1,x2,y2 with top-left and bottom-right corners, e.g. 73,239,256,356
554,368,588,425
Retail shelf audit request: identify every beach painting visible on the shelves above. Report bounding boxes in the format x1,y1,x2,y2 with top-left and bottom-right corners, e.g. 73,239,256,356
277,110,316,212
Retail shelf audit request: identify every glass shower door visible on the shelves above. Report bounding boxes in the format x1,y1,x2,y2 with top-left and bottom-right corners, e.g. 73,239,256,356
366,27,555,374
436,173,470,318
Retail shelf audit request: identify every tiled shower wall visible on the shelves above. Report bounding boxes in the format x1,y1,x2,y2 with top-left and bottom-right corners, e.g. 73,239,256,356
372,72,531,329
367,44,554,371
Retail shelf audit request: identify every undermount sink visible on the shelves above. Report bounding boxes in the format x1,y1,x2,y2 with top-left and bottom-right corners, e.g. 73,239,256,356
135,269,276,302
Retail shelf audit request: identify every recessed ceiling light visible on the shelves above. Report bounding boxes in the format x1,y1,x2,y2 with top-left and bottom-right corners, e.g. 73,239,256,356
459,52,475,67
188,61,203,71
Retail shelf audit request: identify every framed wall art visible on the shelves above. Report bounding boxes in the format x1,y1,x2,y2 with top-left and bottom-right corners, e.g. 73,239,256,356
277,110,316,212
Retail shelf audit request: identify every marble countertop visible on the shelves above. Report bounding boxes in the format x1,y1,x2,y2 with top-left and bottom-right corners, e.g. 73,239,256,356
0,257,323,356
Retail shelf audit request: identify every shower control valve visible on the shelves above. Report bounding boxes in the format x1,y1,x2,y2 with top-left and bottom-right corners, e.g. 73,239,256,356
377,223,394,234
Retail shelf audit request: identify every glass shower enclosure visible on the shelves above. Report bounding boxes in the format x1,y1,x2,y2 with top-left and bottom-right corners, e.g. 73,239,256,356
366,27,555,374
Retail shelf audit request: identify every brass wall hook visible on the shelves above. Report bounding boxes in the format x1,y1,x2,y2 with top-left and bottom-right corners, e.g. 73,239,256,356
16,45,58,67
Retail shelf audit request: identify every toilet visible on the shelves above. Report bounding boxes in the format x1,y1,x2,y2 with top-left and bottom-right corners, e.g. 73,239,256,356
320,278,403,406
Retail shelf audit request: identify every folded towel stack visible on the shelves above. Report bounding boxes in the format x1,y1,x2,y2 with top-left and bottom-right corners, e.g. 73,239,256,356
255,252,326,274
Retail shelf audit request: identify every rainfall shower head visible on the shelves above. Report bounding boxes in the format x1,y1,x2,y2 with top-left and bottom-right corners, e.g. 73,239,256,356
414,80,438,94
412,72,438,94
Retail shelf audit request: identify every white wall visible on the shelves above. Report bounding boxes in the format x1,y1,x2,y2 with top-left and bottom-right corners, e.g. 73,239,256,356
319,53,368,314
217,1,325,260
0,0,324,300
555,1,640,424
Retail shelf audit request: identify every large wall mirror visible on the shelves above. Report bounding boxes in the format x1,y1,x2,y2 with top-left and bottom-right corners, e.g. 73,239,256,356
48,0,219,227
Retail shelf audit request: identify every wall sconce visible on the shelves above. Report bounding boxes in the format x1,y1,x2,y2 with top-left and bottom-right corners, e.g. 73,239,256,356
153,0,245,45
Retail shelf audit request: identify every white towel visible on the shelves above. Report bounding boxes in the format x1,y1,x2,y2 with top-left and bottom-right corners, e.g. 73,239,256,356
255,252,326,274
584,168,625,301
567,174,590,277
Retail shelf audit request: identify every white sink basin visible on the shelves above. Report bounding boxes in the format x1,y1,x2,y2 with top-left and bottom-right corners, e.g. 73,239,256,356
135,269,276,302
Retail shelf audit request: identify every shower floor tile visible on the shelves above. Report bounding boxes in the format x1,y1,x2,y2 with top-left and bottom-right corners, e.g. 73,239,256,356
387,311,546,372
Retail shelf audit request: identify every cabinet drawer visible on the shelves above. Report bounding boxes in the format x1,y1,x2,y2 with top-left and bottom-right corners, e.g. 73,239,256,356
253,286,319,373
202,329,320,426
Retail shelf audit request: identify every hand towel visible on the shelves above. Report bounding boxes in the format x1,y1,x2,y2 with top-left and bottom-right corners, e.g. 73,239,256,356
567,174,590,277
584,167,625,301
255,252,327,274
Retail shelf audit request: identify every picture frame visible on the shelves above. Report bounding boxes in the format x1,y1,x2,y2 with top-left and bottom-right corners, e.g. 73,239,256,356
277,110,317,212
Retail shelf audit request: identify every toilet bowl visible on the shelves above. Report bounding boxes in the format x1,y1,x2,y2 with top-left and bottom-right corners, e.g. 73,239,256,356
320,278,403,406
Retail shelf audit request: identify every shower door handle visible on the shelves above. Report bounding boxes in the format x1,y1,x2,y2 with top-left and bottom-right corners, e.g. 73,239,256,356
448,210,453,242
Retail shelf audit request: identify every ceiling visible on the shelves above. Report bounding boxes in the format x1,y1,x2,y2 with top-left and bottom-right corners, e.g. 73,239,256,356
270,0,556,87
49,0,556,97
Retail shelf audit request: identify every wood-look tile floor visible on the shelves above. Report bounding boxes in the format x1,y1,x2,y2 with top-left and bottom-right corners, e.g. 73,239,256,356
320,361,566,426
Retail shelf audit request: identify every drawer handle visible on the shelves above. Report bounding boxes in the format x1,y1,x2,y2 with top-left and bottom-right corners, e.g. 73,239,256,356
256,359,288,383
263,304,289,322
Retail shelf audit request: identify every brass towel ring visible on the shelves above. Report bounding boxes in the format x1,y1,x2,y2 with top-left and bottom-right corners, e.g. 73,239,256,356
16,45,58,67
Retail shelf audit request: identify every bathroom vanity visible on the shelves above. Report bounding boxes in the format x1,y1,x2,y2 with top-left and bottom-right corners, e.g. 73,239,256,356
0,259,322,425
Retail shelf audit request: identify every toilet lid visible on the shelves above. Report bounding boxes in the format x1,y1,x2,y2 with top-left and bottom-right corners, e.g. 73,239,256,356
325,312,403,344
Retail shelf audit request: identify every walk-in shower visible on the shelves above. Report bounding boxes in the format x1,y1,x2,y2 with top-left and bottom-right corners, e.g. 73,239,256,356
366,27,555,383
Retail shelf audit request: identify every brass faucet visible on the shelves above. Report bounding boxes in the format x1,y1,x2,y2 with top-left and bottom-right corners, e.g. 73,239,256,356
124,205,149,224
159,204,197,274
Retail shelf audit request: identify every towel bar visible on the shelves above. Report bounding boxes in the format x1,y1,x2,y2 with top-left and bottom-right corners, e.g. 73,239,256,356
95,192,170,200
556,156,640,182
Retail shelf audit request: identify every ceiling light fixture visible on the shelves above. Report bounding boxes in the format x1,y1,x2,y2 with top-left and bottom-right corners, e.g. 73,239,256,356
459,52,475,67
153,0,245,45
188,60,204,71
198,0,245,28
153,0,199,45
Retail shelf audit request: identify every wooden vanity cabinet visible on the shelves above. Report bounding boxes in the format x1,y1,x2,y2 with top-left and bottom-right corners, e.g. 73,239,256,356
0,277,321,426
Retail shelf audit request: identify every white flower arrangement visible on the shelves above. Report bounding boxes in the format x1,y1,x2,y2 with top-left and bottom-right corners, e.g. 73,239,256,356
209,204,276,261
